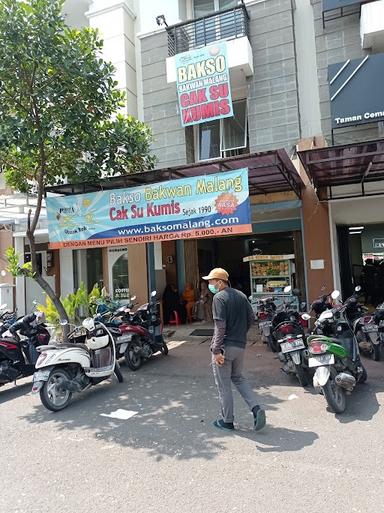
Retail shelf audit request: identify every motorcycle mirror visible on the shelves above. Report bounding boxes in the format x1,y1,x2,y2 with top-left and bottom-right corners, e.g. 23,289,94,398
82,317,95,331
151,291,157,297
331,290,340,300
283,286,292,294
60,319,69,326
301,313,311,321
320,310,333,320
354,285,362,292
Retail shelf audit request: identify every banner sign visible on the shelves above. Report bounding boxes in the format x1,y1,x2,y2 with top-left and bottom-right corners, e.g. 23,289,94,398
46,169,251,249
175,41,233,127
329,53,384,129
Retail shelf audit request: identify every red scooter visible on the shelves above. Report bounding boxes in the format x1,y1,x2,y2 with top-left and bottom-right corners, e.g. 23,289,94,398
114,291,168,370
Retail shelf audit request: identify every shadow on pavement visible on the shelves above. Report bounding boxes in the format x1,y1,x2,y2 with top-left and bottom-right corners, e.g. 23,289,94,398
18,343,293,461
235,425,319,453
0,381,31,404
18,340,383,458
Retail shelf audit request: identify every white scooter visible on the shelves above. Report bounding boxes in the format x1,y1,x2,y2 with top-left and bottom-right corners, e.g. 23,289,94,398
31,317,123,412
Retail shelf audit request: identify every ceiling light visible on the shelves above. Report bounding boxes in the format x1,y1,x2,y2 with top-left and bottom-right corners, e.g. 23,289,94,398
349,226,364,231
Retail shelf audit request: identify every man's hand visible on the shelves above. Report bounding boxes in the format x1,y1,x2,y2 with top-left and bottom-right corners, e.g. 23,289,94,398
214,353,225,366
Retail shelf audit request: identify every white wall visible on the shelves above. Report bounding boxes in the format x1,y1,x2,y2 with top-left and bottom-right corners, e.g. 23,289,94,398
135,0,182,36
330,195,384,224
87,0,138,116
63,0,91,27
293,0,322,137
60,249,75,297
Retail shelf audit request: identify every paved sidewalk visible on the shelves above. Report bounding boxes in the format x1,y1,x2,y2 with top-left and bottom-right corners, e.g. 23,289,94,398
0,322,383,513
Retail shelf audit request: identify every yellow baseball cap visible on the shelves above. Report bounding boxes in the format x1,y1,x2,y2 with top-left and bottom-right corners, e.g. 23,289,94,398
202,268,229,281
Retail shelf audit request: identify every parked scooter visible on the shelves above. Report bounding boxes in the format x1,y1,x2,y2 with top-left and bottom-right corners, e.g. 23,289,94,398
274,287,309,387
302,290,367,414
120,291,168,370
31,317,123,411
255,297,277,352
356,302,384,361
309,288,335,319
0,311,50,387
93,296,138,361
0,306,17,337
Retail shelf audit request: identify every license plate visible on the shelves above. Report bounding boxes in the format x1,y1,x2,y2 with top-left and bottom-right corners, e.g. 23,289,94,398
308,354,335,367
118,335,132,343
259,321,271,327
280,339,305,353
363,325,378,332
33,370,50,382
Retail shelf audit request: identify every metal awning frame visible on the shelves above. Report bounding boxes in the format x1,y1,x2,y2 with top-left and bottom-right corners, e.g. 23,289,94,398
298,138,384,200
45,149,304,199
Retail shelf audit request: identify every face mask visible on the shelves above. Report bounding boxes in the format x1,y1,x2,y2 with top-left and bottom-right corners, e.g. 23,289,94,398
208,282,220,294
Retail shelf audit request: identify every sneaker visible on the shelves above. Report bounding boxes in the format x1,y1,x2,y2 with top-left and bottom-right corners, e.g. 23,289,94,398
252,406,266,431
213,419,235,431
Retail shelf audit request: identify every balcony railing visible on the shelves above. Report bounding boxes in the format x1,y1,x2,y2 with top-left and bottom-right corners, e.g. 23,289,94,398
166,5,250,57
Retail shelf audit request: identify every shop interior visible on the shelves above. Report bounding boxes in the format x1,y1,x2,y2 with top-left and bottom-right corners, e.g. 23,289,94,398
197,232,299,297
160,231,306,324
338,223,384,305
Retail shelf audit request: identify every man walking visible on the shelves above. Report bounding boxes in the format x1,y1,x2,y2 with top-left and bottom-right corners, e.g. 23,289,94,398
203,268,266,431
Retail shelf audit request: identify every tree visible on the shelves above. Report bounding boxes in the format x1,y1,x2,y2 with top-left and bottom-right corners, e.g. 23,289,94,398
0,0,155,337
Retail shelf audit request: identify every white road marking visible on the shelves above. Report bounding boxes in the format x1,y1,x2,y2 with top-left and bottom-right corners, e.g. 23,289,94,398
100,409,138,420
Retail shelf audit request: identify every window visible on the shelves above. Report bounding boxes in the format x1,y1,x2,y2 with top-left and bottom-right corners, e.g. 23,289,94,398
194,0,241,47
194,0,238,17
112,252,129,301
196,99,248,161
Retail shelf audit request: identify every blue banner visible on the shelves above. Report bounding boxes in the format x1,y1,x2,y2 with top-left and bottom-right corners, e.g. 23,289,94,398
175,41,233,127
46,169,251,249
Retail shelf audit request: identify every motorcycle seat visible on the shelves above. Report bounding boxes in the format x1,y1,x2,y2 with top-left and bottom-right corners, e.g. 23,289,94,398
38,343,89,351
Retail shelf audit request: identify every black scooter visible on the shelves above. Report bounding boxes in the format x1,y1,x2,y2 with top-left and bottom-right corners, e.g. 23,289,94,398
0,313,50,387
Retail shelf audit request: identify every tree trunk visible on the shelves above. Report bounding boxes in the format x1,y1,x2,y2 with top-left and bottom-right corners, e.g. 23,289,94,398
26,211,70,341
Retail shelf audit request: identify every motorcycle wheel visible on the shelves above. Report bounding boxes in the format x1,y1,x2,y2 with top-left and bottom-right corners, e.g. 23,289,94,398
373,344,381,362
295,363,309,387
358,364,367,383
161,341,169,356
113,363,124,383
267,334,277,353
322,371,346,414
40,367,72,412
125,343,142,371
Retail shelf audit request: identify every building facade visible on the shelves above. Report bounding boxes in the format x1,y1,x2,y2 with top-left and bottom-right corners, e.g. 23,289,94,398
2,0,384,314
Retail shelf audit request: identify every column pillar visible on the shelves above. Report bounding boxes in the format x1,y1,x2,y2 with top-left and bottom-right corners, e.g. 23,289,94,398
14,236,26,316
59,249,74,297
297,137,334,302
86,0,138,116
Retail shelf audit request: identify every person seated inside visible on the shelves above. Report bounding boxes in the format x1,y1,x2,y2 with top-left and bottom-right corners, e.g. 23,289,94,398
162,283,181,325
182,282,196,323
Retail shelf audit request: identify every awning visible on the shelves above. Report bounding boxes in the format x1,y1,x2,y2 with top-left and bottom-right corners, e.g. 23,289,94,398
45,149,303,198
0,193,45,225
298,138,384,197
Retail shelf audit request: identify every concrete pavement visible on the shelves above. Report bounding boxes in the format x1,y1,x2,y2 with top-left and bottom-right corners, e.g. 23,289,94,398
1,325,384,513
